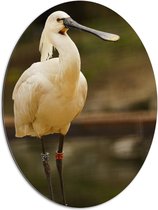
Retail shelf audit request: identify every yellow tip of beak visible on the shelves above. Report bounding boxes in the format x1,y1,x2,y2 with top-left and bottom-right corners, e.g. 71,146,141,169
112,34,120,41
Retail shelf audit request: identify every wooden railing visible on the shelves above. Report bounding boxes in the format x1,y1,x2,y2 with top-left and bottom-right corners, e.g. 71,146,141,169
3,111,156,139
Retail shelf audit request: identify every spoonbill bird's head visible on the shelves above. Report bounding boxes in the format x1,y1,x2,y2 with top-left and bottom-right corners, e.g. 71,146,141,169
44,11,70,35
39,11,120,61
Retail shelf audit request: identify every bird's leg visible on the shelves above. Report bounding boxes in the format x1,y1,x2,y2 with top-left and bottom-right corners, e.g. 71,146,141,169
56,134,67,206
40,138,54,201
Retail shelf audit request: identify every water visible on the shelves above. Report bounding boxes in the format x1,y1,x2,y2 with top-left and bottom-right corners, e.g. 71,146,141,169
8,134,151,207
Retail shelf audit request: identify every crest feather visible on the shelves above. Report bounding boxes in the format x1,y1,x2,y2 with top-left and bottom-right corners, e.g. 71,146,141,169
39,28,54,61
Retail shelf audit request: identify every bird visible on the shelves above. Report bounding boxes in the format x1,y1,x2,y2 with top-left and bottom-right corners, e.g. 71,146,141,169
12,11,119,205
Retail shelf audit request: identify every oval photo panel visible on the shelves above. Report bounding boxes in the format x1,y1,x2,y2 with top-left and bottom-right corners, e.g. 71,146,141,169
3,1,157,208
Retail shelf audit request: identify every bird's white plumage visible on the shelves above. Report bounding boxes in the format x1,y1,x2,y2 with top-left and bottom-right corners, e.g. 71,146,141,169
13,11,88,137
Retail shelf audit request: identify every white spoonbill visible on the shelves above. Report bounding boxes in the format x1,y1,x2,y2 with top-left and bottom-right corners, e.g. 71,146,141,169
12,11,119,205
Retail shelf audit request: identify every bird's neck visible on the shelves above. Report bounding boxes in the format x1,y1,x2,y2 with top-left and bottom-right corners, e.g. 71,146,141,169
53,34,81,95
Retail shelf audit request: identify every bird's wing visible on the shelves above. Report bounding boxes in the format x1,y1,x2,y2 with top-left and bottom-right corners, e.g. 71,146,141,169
12,67,49,125
73,72,88,119
79,72,88,104
12,59,59,100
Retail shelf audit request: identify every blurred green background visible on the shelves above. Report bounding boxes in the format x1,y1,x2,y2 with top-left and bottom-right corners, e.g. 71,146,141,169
3,1,157,208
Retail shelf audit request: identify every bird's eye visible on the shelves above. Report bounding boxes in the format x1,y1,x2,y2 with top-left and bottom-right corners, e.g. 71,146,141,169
57,18,61,22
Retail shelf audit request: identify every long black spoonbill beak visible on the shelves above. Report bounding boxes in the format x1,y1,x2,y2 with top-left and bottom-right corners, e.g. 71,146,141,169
63,17,120,41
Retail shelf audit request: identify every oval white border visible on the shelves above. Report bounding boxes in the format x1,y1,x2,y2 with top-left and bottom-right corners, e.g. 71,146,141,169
0,0,158,209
